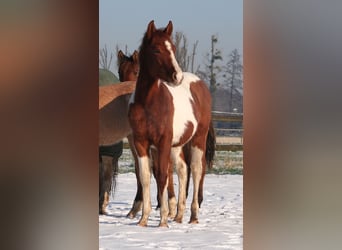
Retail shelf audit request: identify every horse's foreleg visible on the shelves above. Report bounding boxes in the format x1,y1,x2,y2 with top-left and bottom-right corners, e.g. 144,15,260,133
137,154,152,227
189,145,204,224
172,147,187,223
156,145,171,227
127,135,143,218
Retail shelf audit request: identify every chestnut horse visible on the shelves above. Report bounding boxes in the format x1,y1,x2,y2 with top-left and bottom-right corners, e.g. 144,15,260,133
99,50,177,216
99,50,138,214
99,50,180,216
128,20,214,227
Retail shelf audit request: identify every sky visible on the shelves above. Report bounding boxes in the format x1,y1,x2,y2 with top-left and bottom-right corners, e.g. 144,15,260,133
99,0,242,74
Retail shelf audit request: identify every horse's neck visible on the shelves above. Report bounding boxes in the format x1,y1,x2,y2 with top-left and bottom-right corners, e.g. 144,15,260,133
134,73,157,104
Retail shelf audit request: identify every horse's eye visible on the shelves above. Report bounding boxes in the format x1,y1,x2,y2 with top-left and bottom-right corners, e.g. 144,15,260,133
153,49,161,54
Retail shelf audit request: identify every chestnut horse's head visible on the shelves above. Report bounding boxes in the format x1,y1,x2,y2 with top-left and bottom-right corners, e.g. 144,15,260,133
139,20,183,86
117,50,139,82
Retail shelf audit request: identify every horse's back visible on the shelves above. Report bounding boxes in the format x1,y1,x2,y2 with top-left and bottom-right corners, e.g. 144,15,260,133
99,81,136,109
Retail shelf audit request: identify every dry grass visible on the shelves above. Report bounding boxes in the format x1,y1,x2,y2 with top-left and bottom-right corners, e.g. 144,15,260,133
118,148,243,175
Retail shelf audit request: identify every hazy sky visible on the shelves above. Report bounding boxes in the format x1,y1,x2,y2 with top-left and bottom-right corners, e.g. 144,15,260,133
99,0,242,73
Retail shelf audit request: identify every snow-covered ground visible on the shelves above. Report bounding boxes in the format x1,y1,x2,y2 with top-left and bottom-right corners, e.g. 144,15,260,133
99,173,243,249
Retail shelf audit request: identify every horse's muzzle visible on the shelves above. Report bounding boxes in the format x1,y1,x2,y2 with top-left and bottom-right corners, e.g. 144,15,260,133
172,71,184,85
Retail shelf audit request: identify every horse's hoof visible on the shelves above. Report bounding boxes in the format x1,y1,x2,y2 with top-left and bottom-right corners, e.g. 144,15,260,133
159,222,169,228
126,212,135,219
99,210,108,215
137,221,148,227
189,218,199,224
174,217,182,223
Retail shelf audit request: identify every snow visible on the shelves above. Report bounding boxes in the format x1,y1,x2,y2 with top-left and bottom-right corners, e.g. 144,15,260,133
99,173,243,249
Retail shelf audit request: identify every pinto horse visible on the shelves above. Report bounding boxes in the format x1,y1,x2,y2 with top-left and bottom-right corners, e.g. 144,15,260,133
128,20,214,227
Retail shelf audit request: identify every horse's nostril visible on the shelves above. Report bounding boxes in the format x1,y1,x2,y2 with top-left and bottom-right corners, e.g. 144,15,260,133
172,72,177,81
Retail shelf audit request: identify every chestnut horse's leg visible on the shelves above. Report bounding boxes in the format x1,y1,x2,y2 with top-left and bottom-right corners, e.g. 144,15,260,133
133,141,152,227
198,163,206,208
126,135,143,218
99,155,113,215
150,148,161,209
172,147,188,223
155,141,172,227
151,147,176,218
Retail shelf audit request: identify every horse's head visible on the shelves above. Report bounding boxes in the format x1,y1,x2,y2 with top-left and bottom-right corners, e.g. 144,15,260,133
117,50,139,82
139,20,183,86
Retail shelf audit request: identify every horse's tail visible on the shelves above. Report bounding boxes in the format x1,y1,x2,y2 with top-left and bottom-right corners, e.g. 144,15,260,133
205,120,216,169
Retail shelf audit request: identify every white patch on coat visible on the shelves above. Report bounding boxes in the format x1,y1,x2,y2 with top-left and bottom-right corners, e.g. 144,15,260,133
165,40,183,83
162,72,200,145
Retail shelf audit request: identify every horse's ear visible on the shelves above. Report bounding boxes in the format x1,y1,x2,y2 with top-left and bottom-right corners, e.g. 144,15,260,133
132,50,139,63
146,20,156,40
118,50,125,63
164,20,173,36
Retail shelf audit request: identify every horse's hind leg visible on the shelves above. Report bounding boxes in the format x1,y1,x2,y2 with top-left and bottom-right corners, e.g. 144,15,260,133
99,156,105,214
150,148,161,210
172,147,187,223
99,155,113,215
189,144,205,224
155,143,173,227
126,135,143,218
153,153,176,217
167,160,177,219
198,161,206,208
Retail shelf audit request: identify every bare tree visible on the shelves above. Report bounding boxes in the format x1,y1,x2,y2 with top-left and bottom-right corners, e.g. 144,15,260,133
190,40,199,73
99,44,114,70
173,31,198,73
223,49,243,112
197,35,222,92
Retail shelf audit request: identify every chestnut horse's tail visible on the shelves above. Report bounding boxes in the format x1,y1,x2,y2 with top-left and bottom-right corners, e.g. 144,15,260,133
205,120,216,169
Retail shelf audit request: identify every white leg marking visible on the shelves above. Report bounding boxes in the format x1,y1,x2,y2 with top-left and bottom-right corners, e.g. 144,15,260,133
138,156,152,226
168,196,177,219
171,147,187,223
190,146,204,223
